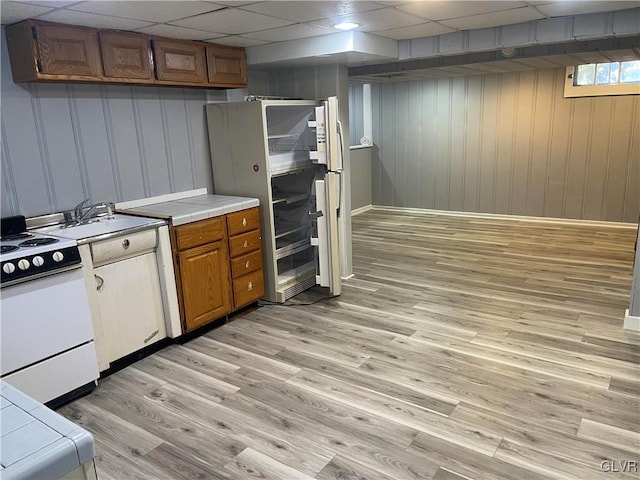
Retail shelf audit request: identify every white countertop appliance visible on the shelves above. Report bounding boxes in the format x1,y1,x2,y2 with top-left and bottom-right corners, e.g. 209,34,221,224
0,215,99,407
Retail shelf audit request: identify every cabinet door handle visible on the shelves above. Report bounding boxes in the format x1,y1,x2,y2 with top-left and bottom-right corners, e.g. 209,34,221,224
95,274,104,292
247,281,253,291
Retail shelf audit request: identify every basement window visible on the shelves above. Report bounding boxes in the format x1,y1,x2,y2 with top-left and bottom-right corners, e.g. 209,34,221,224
564,60,640,98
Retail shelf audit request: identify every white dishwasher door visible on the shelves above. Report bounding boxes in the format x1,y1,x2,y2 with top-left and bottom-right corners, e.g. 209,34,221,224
94,251,166,364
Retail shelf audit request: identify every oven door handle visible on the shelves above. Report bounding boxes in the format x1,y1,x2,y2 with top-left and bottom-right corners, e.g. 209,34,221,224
95,274,104,292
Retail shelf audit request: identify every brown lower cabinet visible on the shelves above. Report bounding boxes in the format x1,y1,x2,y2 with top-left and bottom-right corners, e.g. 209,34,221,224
172,207,264,333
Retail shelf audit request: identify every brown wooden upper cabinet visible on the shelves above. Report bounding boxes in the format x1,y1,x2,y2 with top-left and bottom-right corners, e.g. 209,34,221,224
6,20,103,82
5,19,248,88
206,44,247,87
100,31,153,81
152,38,207,84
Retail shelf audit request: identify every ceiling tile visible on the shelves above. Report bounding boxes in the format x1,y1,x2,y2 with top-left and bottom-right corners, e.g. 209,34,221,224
0,1,53,25
136,23,225,40
535,1,637,17
440,6,543,30
373,22,455,40
397,1,527,21
240,1,383,23
206,35,268,47
313,7,426,32
67,1,223,23
171,7,293,34
244,23,335,42
35,9,153,29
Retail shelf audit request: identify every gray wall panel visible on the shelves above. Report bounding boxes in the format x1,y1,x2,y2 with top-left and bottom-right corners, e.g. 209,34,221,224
348,84,364,146
434,79,451,210
393,82,409,207
350,147,372,210
106,86,146,201
33,83,85,211
69,84,118,203
407,81,423,208
184,89,213,192
564,98,591,219
0,26,214,218
623,101,639,223
380,83,395,207
463,76,482,212
478,75,499,213
449,77,465,212
1,44,52,215
420,80,437,208
370,67,639,222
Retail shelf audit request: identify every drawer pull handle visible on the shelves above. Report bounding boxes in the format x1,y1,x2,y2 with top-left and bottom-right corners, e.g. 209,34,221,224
243,240,248,248
242,218,247,226
144,330,159,344
248,281,253,291
245,260,250,269
122,238,130,249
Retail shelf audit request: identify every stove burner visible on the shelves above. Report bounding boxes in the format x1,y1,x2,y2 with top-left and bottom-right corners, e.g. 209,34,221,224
1,245,19,254
1,233,33,241
19,237,59,247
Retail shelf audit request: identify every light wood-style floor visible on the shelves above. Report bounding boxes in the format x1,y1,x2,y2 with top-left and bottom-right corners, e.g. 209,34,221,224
60,210,640,480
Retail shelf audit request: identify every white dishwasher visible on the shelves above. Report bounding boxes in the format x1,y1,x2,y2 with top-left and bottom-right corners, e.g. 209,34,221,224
91,228,167,365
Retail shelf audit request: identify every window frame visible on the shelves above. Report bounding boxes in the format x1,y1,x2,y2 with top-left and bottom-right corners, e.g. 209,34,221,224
564,65,640,98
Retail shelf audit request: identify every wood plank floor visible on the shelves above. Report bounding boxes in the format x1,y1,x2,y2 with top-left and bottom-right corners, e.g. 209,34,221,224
59,210,640,480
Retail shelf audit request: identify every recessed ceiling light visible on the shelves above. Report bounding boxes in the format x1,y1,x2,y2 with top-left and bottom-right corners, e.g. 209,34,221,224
334,22,359,31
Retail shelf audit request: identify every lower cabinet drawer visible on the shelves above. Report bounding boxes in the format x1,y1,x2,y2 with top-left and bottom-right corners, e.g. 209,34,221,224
229,229,261,258
232,269,264,309
230,249,262,278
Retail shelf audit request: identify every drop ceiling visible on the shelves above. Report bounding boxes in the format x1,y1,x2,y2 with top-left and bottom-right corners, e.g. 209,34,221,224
1,1,638,73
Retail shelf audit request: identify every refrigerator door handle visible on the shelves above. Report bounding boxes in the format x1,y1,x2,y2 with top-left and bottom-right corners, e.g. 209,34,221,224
312,179,330,288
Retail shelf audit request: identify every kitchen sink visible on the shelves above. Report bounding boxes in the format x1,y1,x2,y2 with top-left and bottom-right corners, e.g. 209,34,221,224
34,214,163,241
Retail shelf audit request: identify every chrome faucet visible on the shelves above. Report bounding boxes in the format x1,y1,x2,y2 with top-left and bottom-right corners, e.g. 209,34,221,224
74,199,90,222
74,199,114,224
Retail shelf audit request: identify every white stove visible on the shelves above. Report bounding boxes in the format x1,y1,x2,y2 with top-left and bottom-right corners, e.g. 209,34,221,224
0,216,99,407
1,232,80,286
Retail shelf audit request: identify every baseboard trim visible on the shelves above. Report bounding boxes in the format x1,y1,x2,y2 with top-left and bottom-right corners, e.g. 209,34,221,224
371,206,637,229
351,205,373,216
623,309,640,332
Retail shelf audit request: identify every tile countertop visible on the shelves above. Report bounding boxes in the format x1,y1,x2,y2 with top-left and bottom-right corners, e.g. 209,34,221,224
119,194,259,227
0,381,95,479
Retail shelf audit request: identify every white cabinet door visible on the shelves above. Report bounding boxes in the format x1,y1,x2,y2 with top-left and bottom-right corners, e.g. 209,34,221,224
94,252,166,364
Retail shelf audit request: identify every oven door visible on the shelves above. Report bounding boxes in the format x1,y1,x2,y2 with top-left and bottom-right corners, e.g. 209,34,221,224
0,267,98,401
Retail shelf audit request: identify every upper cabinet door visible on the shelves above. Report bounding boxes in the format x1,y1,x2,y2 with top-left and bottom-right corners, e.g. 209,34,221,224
100,31,153,80
152,38,206,83
35,22,103,76
206,44,247,87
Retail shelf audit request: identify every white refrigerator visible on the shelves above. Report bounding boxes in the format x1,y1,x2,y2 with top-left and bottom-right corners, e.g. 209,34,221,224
206,97,343,303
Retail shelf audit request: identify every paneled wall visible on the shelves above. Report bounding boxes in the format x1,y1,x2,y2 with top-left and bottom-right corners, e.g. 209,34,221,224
0,27,213,218
349,84,364,146
350,146,372,211
371,68,639,223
